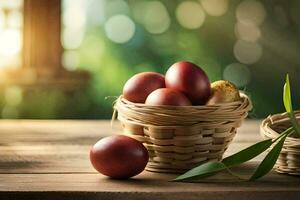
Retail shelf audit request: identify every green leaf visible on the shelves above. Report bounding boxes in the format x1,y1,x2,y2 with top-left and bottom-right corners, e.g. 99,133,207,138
249,133,289,181
283,74,292,113
174,139,274,182
173,161,226,181
283,74,300,137
223,127,292,168
222,139,273,167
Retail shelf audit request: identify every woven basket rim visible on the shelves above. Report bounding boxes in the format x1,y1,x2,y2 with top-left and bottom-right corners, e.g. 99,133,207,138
118,93,251,109
114,93,252,127
260,111,300,142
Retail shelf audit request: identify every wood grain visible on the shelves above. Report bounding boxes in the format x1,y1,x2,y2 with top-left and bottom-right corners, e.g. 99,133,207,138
0,120,299,200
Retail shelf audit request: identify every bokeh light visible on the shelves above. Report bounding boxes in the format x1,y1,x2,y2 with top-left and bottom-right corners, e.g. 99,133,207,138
0,0,22,10
62,0,86,30
62,0,86,50
0,0,23,69
0,11,4,29
234,40,263,64
7,10,22,28
236,0,266,26
223,63,251,87
104,14,135,43
0,29,22,56
62,50,80,71
142,1,170,34
235,21,261,42
200,0,228,16
62,27,85,49
176,1,206,29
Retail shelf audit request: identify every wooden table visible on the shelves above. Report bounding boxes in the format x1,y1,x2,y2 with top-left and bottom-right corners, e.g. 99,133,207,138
0,120,299,200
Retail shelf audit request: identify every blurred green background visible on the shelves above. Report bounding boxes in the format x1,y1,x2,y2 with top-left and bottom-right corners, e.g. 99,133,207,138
0,0,299,119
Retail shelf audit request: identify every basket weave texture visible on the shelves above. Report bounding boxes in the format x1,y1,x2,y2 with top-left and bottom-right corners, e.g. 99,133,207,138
261,111,300,175
115,94,252,173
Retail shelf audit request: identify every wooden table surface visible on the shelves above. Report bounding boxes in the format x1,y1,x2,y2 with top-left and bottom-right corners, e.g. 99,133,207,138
0,120,299,200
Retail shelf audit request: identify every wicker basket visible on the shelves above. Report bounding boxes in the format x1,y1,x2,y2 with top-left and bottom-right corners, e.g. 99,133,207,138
114,94,252,173
260,111,300,175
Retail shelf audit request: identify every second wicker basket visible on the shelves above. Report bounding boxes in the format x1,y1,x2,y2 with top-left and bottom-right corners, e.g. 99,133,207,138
261,111,300,175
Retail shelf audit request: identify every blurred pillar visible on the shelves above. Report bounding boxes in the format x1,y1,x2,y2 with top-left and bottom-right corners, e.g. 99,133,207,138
23,0,62,76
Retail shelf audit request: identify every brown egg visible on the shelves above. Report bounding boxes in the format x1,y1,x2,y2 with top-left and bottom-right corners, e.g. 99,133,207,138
145,88,192,106
206,80,241,105
165,61,211,105
90,135,149,179
123,72,165,103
